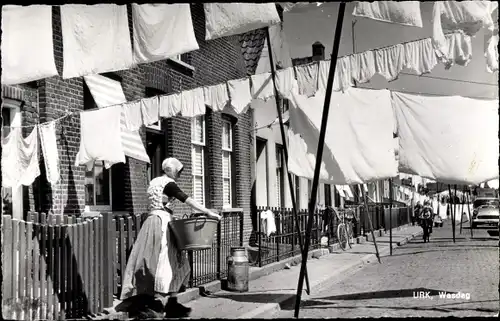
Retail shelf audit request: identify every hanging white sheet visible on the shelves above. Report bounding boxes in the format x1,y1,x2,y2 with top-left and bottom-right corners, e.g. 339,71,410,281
392,92,499,185
353,1,423,28
317,57,354,93
435,32,473,69
180,88,205,118
432,1,498,60
204,3,281,41
203,84,230,111
275,67,298,99
159,93,182,118
60,4,135,79
287,88,397,185
279,3,324,13
39,121,61,185
1,5,58,85
228,78,252,114
374,44,405,82
350,51,377,84
1,126,41,188
295,62,319,97
251,72,275,101
403,38,438,75
132,4,199,65
84,74,150,163
75,106,126,170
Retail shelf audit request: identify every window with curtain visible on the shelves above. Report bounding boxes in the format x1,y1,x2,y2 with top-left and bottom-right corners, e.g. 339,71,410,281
222,119,233,208
192,115,206,206
276,145,284,207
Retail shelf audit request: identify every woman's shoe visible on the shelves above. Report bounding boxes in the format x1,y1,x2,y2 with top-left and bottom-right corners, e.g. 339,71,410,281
164,298,192,318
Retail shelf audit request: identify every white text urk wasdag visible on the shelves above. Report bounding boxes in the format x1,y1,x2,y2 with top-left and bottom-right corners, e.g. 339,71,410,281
413,291,471,300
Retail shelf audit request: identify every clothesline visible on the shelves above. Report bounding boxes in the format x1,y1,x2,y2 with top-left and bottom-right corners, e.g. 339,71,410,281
3,31,495,130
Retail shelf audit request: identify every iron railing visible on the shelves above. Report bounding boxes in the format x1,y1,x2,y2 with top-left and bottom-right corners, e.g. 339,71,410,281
253,207,322,267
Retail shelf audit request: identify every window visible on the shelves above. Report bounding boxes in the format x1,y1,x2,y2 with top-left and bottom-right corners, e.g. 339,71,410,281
221,120,233,208
275,145,285,207
83,80,113,210
192,115,206,206
324,184,332,207
1,98,23,218
294,175,301,210
85,161,111,206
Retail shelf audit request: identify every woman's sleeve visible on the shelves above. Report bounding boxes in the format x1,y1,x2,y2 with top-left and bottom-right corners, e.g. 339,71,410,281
163,182,189,203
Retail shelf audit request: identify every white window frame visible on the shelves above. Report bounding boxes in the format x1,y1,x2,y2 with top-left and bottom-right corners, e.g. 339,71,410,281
192,115,206,206
146,120,162,131
84,160,113,212
1,98,23,219
169,54,195,71
222,120,233,209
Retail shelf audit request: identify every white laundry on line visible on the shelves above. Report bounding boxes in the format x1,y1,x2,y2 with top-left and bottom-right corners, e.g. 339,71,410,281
1,5,58,85
39,121,61,185
392,91,499,185
132,3,199,65
1,126,41,188
75,105,126,170
353,1,423,27
287,87,397,185
60,4,135,79
84,74,150,163
204,3,281,41
227,78,252,114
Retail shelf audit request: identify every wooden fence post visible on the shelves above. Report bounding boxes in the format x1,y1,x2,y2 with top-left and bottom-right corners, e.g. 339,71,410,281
102,213,114,308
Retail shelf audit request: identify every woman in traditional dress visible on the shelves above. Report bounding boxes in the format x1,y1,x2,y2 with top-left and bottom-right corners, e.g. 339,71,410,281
120,157,221,318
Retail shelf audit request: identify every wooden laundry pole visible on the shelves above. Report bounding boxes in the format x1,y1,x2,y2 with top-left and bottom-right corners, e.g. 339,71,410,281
360,184,381,262
265,26,311,295
389,179,393,255
454,184,458,240
460,186,466,234
466,189,474,238
294,3,346,318
448,184,456,243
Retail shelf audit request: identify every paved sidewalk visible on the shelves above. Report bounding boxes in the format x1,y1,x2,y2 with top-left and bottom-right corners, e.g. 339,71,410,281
184,224,423,319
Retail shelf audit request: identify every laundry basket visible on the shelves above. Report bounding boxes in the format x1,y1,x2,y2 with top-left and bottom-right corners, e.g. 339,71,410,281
169,213,219,250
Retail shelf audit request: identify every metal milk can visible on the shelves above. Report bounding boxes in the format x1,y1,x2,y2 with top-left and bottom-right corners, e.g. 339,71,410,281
227,247,249,292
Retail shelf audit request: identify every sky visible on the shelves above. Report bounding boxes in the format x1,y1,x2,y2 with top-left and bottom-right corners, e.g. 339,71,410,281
282,2,498,100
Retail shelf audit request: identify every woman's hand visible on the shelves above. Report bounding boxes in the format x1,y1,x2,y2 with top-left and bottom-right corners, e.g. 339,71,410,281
206,210,222,220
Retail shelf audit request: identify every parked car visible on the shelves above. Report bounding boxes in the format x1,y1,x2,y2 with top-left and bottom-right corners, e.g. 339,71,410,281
471,197,499,228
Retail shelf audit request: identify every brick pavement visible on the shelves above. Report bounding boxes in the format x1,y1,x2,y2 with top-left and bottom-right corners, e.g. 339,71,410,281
273,221,499,318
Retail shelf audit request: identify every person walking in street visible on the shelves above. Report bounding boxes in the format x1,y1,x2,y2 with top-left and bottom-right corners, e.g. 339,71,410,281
120,157,221,319
413,201,422,226
419,200,433,242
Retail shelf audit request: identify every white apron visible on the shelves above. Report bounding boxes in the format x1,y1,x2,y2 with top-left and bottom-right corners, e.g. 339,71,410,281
148,176,190,294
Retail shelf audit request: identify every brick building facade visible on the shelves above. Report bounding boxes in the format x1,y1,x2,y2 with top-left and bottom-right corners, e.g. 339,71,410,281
1,4,255,241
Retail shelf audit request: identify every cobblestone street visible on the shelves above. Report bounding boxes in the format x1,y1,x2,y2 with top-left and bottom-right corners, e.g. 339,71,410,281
274,221,499,318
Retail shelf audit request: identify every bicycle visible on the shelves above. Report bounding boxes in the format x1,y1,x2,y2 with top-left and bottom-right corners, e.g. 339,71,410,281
334,207,355,251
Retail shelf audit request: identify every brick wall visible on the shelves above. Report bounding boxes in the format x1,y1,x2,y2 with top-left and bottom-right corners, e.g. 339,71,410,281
23,4,253,242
